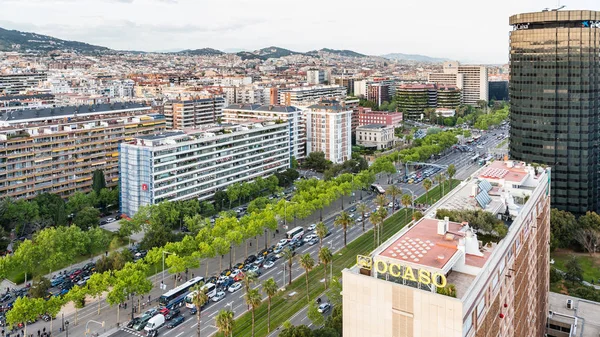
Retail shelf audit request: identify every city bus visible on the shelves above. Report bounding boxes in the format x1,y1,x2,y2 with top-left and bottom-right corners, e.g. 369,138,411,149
371,184,386,195
184,283,217,308
286,226,305,240
158,276,204,309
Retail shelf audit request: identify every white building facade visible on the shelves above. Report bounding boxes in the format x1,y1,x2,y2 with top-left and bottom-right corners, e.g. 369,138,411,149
305,103,352,163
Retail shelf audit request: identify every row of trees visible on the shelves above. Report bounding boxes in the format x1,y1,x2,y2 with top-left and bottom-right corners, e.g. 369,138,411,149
473,105,509,131
551,209,600,254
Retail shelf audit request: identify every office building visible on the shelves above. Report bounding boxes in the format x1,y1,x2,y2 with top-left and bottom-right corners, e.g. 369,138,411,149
436,85,462,109
428,62,488,105
396,84,437,120
358,111,403,127
163,97,225,129
332,77,355,96
0,72,47,95
0,103,164,200
488,81,509,102
307,69,327,85
368,82,391,106
356,124,395,150
509,10,600,214
305,101,352,163
119,121,290,216
223,104,305,160
278,85,347,106
546,292,600,337
343,160,551,337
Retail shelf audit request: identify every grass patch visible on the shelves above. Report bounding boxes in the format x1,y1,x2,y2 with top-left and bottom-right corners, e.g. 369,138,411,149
415,179,460,205
496,139,508,148
7,230,124,284
552,250,600,283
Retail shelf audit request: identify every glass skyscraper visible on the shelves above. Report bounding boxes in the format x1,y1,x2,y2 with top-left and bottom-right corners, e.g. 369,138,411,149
509,10,600,214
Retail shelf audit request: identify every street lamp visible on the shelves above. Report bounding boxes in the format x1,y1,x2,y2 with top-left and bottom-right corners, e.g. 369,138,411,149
65,320,70,337
162,251,176,287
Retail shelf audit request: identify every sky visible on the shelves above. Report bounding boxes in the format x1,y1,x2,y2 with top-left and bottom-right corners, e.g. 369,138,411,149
0,0,598,64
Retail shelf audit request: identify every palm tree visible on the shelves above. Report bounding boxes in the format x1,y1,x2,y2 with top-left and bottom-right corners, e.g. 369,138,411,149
190,283,209,337
315,222,328,250
298,253,315,301
242,271,257,294
423,179,432,205
385,185,401,213
245,288,262,337
215,309,235,337
436,173,446,197
262,278,278,333
369,211,381,246
282,247,295,286
356,202,369,232
319,247,333,289
375,194,389,210
401,194,413,219
447,164,456,188
334,211,354,247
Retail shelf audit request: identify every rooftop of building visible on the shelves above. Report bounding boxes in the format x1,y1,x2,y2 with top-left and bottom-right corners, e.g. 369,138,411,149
165,96,224,104
359,110,402,115
223,104,302,113
352,160,549,301
356,124,391,130
279,84,345,92
0,102,150,124
0,93,54,101
548,292,600,337
510,9,600,25
397,83,437,90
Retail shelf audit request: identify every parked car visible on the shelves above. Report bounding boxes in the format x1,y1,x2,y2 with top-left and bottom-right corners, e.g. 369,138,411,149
212,291,226,302
233,272,245,282
228,282,242,293
127,317,140,329
263,260,275,269
244,255,257,264
158,307,169,316
132,314,152,331
77,275,90,287
318,303,332,313
166,315,184,328
233,262,244,270
50,277,65,287
106,218,116,223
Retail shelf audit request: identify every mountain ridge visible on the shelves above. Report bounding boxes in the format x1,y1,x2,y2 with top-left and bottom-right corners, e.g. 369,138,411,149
381,53,449,63
0,27,109,53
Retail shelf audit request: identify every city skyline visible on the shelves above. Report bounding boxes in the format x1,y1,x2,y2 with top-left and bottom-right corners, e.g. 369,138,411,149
0,0,597,64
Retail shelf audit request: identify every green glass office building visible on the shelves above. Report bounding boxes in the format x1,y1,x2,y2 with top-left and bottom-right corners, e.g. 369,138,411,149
509,10,600,214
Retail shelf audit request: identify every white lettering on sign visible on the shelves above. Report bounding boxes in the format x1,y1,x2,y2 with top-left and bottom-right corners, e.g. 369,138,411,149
514,23,529,30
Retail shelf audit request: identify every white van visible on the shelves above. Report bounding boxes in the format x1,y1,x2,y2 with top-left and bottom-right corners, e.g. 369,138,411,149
144,314,165,332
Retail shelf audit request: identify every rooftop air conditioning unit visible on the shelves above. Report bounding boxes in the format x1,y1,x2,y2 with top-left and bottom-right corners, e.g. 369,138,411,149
566,299,573,309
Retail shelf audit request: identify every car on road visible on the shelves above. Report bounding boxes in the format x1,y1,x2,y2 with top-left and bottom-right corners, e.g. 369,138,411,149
273,246,283,254
77,275,90,287
218,277,234,290
247,265,260,274
228,282,242,293
263,260,275,269
233,272,246,282
220,269,232,277
254,255,265,265
165,308,180,320
277,239,288,247
303,234,317,243
50,276,65,287
308,237,319,245
349,206,357,213
318,303,331,313
212,291,226,302
230,269,242,278
127,317,141,329
233,262,244,270
189,306,197,315
166,315,184,328
244,255,257,264
106,217,116,223
307,224,316,231
132,314,152,331
356,216,362,222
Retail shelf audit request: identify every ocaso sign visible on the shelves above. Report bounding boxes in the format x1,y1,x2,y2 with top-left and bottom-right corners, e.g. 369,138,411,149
357,255,447,288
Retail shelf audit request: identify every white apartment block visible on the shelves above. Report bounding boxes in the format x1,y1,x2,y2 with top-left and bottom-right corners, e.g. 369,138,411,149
216,76,253,86
119,121,290,216
223,104,305,160
428,61,488,105
278,85,347,107
163,97,225,129
0,72,47,95
307,69,326,85
305,102,352,164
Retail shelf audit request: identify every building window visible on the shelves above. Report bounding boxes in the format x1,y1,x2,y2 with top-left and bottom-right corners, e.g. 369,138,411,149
463,312,473,337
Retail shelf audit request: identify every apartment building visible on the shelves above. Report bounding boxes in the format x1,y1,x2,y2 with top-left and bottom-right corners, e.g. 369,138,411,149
358,111,403,127
343,160,551,337
0,103,164,200
119,121,290,216
356,124,395,150
305,101,352,163
0,94,56,113
278,85,347,106
0,72,47,95
223,104,305,160
396,84,437,119
307,69,327,85
368,82,390,106
437,85,462,109
163,97,225,129
428,61,488,105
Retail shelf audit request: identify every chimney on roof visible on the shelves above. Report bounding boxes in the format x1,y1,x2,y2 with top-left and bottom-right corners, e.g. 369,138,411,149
437,218,448,236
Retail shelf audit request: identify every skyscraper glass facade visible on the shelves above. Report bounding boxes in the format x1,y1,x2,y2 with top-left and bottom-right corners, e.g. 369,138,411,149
509,10,600,214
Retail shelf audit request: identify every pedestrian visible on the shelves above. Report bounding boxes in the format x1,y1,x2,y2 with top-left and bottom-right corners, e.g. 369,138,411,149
148,295,151,303
105,251,108,256
191,273,194,279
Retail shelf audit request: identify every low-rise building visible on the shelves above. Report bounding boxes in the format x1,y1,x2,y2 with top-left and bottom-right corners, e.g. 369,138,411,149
0,103,164,200
358,111,403,127
547,292,600,337
119,121,290,216
356,124,395,150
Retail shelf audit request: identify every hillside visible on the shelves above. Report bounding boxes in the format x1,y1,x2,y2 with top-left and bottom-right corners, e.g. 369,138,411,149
236,46,303,60
308,48,366,58
0,27,110,53
381,53,448,63
176,48,224,56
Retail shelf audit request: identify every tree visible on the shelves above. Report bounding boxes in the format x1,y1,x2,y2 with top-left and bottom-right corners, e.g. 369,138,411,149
303,151,332,172
190,283,209,337
245,288,262,337
319,247,333,289
574,228,600,256
327,276,343,307
13,239,40,285
280,325,314,337
564,255,583,285
6,296,45,336
308,302,326,327
315,222,328,250
87,271,110,315
374,194,388,210
298,253,315,302
385,186,401,214
33,193,67,227
282,248,295,286
334,211,354,247
226,182,241,208
73,206,101,230
215,309,235,337
262,278,278,333
29,276,51,299
92,169,107,195
550,208,578,250
67,285,87,325
423,179,432,205
578,211,600,231
436,174,446,197
447,164,456,186
356,202,369,232
401,194,413,214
